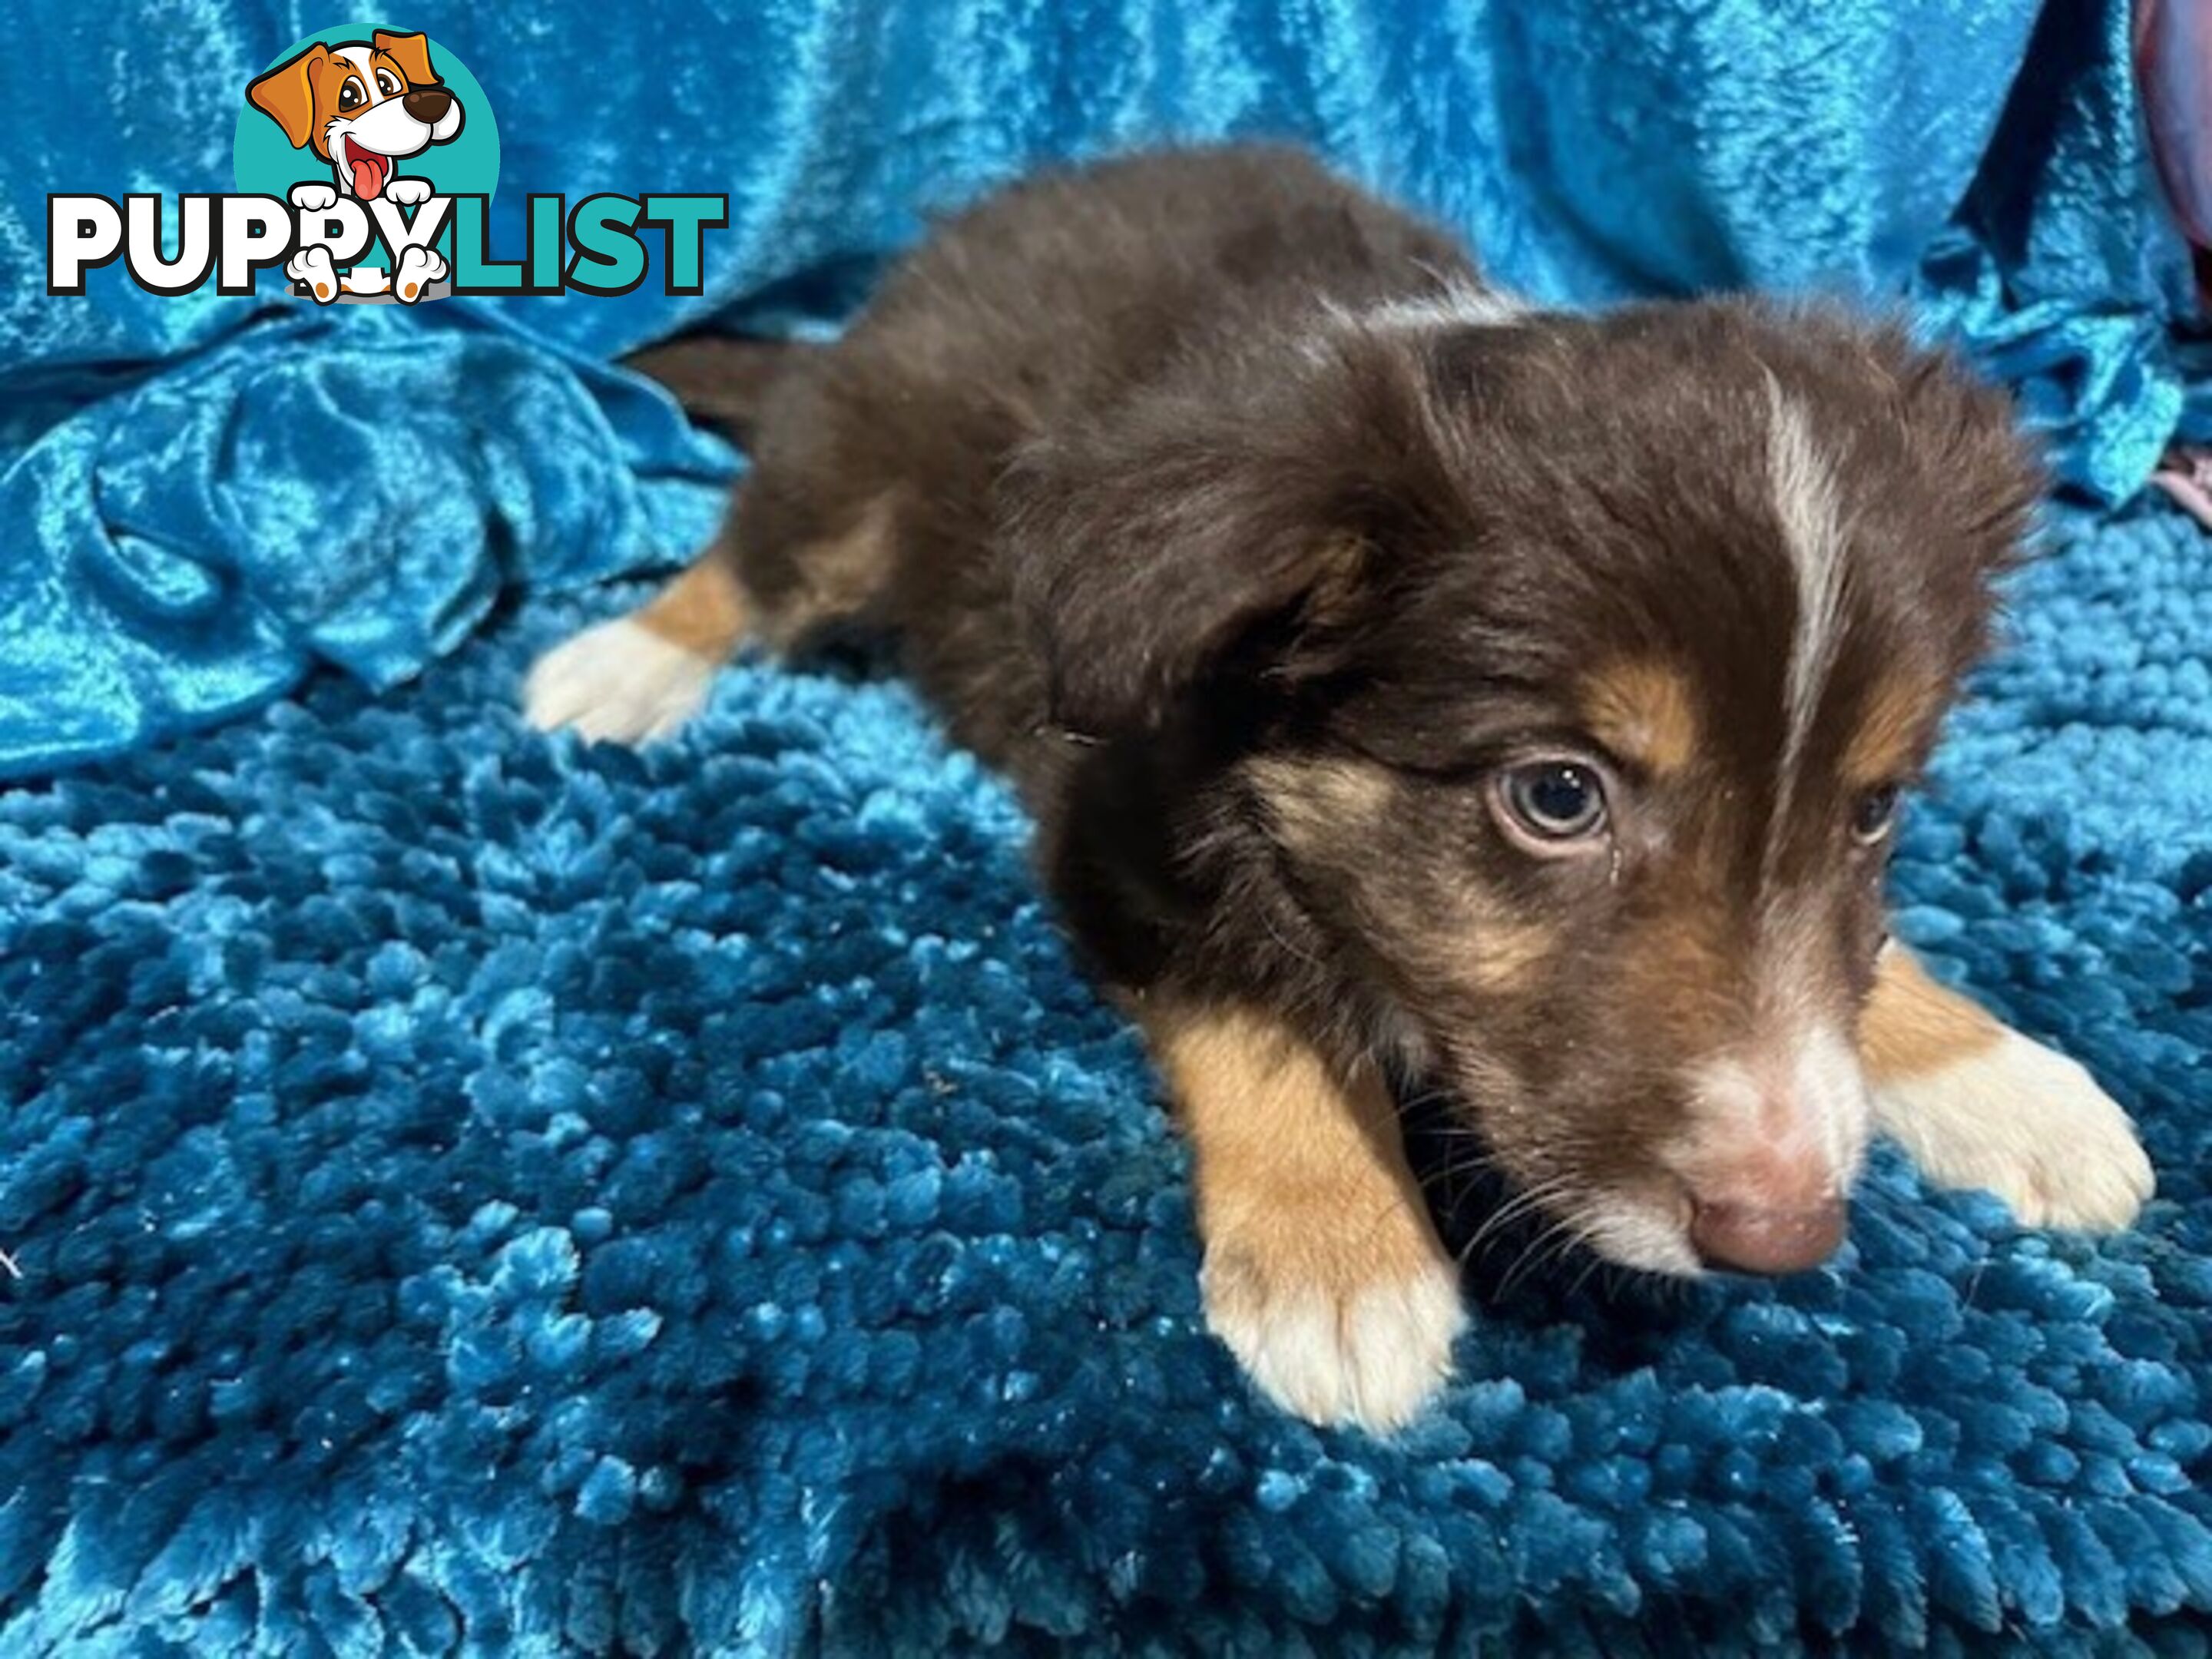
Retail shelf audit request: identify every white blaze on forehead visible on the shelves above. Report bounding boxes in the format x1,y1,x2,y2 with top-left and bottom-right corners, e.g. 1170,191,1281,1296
1763,370,1848,816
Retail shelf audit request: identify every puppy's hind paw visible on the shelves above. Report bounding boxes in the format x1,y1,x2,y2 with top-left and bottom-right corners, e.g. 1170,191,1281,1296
1877,1030,2154,1233
1204,1238,1465,1433
524,617,718,746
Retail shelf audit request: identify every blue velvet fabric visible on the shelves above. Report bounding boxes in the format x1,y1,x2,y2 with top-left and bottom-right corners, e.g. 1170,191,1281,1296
5,1,2212,1653
0,0,2198,778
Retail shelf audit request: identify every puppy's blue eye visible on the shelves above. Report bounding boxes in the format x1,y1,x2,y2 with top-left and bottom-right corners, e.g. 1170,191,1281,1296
1496,760,1608,844
1852,784,1901,844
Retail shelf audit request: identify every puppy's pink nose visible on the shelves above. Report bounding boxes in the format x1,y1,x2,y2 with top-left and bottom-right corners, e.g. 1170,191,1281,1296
1688,1197,1845,1275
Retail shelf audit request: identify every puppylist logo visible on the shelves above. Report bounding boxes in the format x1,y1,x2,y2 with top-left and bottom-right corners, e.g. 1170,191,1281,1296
46,25,726,306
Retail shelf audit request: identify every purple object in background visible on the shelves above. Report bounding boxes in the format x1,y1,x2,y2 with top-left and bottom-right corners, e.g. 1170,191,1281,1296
2134,0,2212,522
2137,0,2212,286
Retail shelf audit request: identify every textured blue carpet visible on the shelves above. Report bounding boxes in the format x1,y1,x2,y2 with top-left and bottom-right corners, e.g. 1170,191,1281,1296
4,498,2211,1652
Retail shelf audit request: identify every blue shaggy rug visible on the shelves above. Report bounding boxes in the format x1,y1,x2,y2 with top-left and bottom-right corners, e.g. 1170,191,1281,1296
5,512,2212,1654
5,0,2212,1652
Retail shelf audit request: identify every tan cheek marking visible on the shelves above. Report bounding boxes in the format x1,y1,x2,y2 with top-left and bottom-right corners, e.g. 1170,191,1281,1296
636,555,755,658
1618,897,1741,1058
1247,755,1551,995
1841,674,1944,789
1581,659,1700,777
1445,913,1555,994
1859,944,2002,1081
1243,753,1396,849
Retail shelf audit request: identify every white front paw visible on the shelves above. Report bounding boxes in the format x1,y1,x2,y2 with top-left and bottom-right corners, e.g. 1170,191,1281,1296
284,246,339,303
1203,1237,1464,1432
524,618,717,745
391,244,448,303
289,182,338,212
385,176,434,207
1877,1031,2154,1232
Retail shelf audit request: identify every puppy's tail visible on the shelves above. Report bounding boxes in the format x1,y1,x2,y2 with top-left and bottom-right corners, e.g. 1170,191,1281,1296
621,331,826,449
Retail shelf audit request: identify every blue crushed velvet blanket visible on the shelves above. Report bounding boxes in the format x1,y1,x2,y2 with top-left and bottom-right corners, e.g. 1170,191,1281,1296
0,0,2200,779
4,0,2211,1652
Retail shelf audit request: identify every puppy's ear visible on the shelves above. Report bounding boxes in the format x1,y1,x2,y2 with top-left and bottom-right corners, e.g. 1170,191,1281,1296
1001,380,1403,737
1892,350,2044,571
373,30,439,86
247,44,328,150
1819,324,2045,677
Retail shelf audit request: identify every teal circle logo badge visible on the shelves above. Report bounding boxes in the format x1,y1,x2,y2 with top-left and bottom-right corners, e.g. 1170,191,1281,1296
48,37,714,303
234,25,498,304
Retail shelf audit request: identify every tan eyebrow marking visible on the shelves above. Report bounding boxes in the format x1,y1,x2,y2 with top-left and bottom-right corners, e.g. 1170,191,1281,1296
1580,658,1700,777
1840,673,1943,788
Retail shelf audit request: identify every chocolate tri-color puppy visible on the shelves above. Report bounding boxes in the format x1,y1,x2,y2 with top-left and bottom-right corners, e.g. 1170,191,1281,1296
527,147,2154,1430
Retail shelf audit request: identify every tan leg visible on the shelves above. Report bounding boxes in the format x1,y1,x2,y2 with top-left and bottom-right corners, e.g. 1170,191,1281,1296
635,555,753,655
523,555,752,744
1862,943,2152,1230
1145,1000,1463,1431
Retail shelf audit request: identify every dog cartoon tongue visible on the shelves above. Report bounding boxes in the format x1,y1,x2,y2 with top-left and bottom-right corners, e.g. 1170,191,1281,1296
344,137,392,200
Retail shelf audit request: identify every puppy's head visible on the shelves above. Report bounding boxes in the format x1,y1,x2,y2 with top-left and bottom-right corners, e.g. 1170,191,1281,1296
247,31,464,200
1012,298,2038,1277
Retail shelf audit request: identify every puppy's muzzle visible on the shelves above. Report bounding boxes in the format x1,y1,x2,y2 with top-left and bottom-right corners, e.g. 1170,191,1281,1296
1667,1029,1868,1275
403,86,455,124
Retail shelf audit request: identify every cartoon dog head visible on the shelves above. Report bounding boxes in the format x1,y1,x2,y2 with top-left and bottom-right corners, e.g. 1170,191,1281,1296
247,30,463,202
